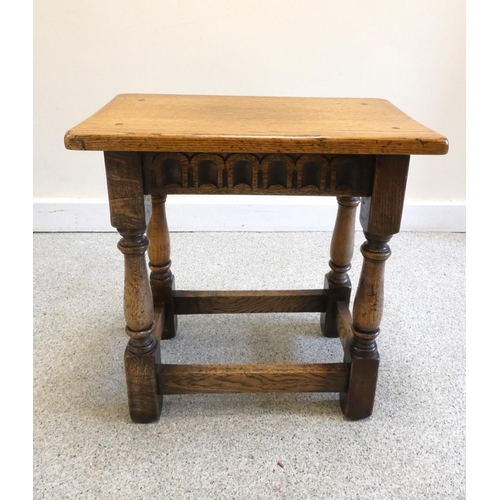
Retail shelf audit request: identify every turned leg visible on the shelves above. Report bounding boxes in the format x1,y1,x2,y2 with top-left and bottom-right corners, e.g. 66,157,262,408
105,151,162,423
340,233,390,419
147,194,177,339
119,231,163,423
321,196,360,337
340,155,410,420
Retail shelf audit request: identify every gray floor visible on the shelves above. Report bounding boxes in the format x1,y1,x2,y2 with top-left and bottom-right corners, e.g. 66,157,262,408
34,231,465,499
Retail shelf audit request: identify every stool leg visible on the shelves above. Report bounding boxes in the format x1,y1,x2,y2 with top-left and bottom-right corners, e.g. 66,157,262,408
340,233,390,420
147,194,177,339
118,231,163,423
340,154,410,420
321,196,360,337
104,151,163,423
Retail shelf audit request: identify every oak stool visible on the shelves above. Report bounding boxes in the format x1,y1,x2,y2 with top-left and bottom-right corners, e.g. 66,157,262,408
65,95,448,423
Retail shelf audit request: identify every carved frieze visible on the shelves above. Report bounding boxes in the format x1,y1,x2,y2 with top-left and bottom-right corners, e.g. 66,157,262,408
142,152,375,196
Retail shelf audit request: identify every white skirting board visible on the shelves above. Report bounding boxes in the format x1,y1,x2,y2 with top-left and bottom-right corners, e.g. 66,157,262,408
33,196,466,232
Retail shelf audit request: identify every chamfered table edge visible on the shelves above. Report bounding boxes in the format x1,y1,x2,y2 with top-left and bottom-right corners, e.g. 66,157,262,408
64,132,448,155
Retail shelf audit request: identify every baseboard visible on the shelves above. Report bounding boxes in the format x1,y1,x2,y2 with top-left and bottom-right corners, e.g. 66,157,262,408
33,197,466,232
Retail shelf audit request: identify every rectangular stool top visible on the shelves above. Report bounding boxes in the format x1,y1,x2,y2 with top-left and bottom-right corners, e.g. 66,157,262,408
64,94,448,155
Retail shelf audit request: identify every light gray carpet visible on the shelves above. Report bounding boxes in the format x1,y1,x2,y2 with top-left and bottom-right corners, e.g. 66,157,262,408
34,231,465,499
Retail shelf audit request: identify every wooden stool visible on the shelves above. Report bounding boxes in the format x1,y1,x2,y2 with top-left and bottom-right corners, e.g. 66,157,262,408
65,95,448,423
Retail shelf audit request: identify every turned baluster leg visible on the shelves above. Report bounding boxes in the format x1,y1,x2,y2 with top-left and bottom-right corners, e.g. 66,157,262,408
340,233,390,419
147,194,177,339
119,231,162,422
105,152,162,423
321,196,360,337
340,155,409,420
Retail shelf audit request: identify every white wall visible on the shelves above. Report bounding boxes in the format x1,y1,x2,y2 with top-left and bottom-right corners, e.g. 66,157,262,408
34,0,465,231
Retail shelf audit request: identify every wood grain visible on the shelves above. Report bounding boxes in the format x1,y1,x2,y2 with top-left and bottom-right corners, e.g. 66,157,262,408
65,94,449,155
351,235,392,356
118,234,155,338
327,197,360,285
143,152,375,196
335,301,354,351
360,155,410,236
147,194,177,339
118,231,162,423
66,94,448,422
124,341,163,423
321,196,359,337
104,151,150,231
340,356,380,421
173,290,328,314
152,304,165,343
340,234,390,421
157,363,349,394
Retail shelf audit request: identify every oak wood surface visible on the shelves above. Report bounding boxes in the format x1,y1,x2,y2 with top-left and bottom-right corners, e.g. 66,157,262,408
147,194,177,339
360,155,410,236
157,363,349,394
118,234,155,339
335,301,354,351
65,94,448,155
321,196,359,337
124,341,163,423
340,234,391,420
339,357,380,421
67,95,448,422
143,152,375,197
104,152,150,231
173,289,328,314
152,304,165,343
